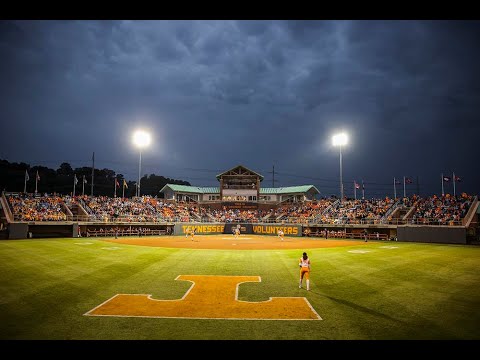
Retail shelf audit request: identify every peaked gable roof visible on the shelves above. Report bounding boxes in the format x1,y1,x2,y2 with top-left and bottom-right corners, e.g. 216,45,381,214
216,164,264,181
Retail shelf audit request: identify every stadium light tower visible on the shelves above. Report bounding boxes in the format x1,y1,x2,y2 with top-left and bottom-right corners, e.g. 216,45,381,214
332,132,348,202
132,130,151,197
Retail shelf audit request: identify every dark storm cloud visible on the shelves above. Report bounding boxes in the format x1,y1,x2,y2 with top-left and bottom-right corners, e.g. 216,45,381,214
1,20,479,196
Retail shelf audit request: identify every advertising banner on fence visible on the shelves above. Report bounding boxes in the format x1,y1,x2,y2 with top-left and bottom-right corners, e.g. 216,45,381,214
252,224,302,237
175,223,225,235
174,223,302,237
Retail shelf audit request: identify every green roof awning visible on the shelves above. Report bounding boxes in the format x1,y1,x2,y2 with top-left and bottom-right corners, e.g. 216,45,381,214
159,184,220,194
260,185,320,194
160,184,320,196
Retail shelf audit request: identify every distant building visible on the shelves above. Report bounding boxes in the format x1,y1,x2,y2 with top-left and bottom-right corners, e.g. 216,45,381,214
159,165,320,205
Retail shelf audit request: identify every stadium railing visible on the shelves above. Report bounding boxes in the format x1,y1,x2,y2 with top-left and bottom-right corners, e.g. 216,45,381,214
382,199,401,221
86,228,166,237
9,213,465,226
0,192,14,223
462,196,478,227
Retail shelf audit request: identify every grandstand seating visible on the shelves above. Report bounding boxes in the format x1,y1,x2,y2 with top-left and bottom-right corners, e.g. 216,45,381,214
8,193,67,221
3,192,476,227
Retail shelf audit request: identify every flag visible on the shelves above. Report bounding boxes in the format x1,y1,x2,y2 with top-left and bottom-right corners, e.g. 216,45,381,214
83,176,87,184
454,175,461,182
115,179,120,188
74,174,78,185
362,181,365,190
36,171,40,181
443,176,451,182
25,170,30,181
123,179,128,189
354,181,360,189
405,177,413,184
395,179,401,185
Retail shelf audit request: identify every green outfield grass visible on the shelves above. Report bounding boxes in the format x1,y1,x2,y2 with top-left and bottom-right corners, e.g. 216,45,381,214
1,236,479,339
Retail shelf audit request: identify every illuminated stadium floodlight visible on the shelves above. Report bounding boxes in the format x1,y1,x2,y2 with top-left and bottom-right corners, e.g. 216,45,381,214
132,130,151,197
332,133,348,202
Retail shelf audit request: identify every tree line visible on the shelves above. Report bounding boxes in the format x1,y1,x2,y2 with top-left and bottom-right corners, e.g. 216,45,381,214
0,159,190,197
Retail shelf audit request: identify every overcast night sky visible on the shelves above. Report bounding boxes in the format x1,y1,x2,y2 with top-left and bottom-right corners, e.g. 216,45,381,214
0,20,479,198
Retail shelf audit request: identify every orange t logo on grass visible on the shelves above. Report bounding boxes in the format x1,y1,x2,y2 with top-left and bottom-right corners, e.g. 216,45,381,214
85,275,321,320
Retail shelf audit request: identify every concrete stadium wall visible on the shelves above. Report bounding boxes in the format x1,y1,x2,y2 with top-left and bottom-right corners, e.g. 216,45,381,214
8,223,73,239
5,222,465,243
397,226,466,244
28,224,74,239
9,223,28,239
73,223,79,238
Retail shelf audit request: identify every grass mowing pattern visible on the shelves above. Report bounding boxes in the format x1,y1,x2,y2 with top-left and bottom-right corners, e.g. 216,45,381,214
0,238,479,339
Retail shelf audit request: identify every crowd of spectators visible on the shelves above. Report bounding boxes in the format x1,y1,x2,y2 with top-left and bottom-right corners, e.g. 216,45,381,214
410,193,472,225
8,193,67,221
5,192,475,226
318,198,395,224
272,199,335,223
207,207,268,223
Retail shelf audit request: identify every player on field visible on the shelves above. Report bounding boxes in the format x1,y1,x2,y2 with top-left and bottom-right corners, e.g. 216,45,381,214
278,229,284,241
298,252,311,290
185,227,196,240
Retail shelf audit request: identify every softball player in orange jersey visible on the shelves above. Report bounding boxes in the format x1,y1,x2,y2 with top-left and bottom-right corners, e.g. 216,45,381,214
299,252,311,290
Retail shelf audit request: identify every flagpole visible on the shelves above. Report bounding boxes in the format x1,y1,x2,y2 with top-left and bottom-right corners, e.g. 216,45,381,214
354,181,356,200
403,176,406,198
453,172,456,197
82,175,85,196
441,173,444,197
362,180,365,200
114,176,117,198
24,170,28,193
35,171,38,194
73,175,76,197
394,177,397,200
122,180,125,198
